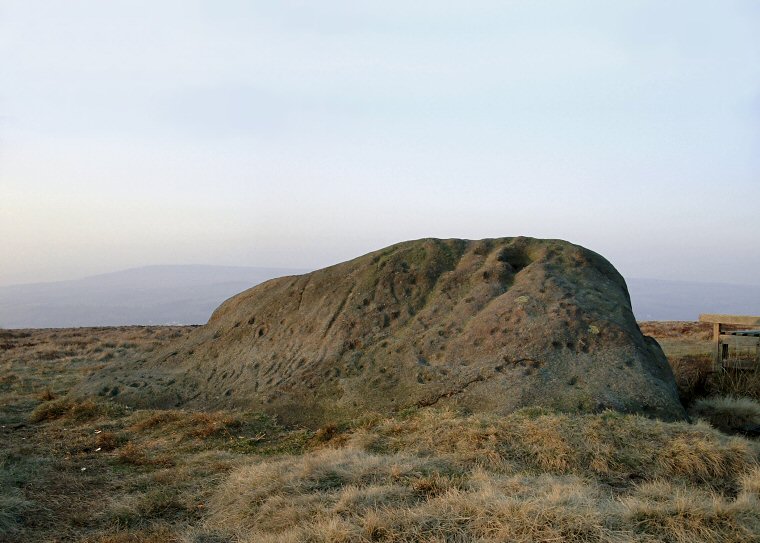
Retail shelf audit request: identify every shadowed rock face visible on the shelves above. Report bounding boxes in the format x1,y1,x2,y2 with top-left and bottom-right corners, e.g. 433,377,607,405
81,237,686,423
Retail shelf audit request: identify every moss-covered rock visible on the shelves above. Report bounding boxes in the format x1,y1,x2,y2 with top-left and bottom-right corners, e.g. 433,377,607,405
79,237,686,424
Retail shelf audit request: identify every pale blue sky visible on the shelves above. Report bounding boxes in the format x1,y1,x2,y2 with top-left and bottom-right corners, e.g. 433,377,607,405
1,1,758,286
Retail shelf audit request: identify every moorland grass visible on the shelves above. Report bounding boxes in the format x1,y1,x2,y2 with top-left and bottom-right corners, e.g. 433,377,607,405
3,325,760,542
691,396,760,435
205,409,760,543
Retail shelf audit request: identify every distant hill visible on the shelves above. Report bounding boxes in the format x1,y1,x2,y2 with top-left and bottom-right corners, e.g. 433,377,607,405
0,265,306,328
627,278,760,321
1,265,758,328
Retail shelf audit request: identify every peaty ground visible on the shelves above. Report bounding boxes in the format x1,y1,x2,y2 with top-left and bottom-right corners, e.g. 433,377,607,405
1,324,759,542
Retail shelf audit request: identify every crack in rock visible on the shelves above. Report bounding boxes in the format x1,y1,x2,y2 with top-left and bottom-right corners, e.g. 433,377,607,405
415,372,491,408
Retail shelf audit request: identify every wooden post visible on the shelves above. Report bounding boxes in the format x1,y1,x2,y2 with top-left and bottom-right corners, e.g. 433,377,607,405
713,322,722,371
699,315,760,372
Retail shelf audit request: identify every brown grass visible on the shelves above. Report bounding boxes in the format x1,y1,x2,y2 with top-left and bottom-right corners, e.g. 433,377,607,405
645,320,760,404
670,354,713,404
129,409,242,440
79,526,181,543
96,431,126,451
201,409,760,542
3,324,760,542
619,480,759,543
210,453,615,542
668,362,760,405
116,442,176,467
639,320,713,341
691,396,760,435
38,388,55,401
710,369,760,401
28,397,124,423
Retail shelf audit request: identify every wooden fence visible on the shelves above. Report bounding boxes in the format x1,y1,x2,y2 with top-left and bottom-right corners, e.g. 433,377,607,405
699,314,760,371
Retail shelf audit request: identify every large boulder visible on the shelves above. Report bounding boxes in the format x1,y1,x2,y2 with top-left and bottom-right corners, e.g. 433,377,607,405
81,237,686,423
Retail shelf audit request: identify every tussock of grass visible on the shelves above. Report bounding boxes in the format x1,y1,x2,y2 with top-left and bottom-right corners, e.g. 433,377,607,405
96,431,127,451
186,412,241,439
130,411,185,431
204,409,760,542
620,479,760,543
209,449,613,543
116,442,175,467
347,409,755,485
670,354,713,404
79,526,180,543
667,354,760,406
38,388,55,401
691,396,760,435
29,397,125,423
739,465,760,497
129,410,241,440
709,370,760,402
236,472,613,543
104,487,188,527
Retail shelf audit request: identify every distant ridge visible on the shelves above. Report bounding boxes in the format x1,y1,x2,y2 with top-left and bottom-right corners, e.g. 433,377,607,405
627,278,760,321
2,266,758,328
0,265,307,328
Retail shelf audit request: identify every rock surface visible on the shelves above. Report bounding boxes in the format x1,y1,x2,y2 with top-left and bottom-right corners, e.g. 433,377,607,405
80,237,687,423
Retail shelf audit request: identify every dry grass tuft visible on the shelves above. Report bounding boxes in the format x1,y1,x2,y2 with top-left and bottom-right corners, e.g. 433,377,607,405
691,396,760,435
130,411,184,432
346,409,757,486
670,354,713,404
28,398,73,422
96,431,126,451
655,429,753,483
205,409,760,542
116,442,151,466
38,388,56,401
116,442,175,467
739,465,760,498
29,397,124,423
709,370,760,402
185,412,241,439
79,526,181,542
313,423,339,443
129,410,242,440
620,479,760,543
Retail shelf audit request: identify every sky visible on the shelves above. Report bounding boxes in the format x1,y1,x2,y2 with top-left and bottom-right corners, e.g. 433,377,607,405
1,1,759,287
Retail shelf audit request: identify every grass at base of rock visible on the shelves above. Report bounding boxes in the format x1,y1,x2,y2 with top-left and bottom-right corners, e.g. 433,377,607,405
2,325,760,542
691,396,760,435
4,399,759,542
205,408,760,543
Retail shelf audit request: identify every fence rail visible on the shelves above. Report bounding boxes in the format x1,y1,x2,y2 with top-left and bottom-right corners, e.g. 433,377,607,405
699,314,760,371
